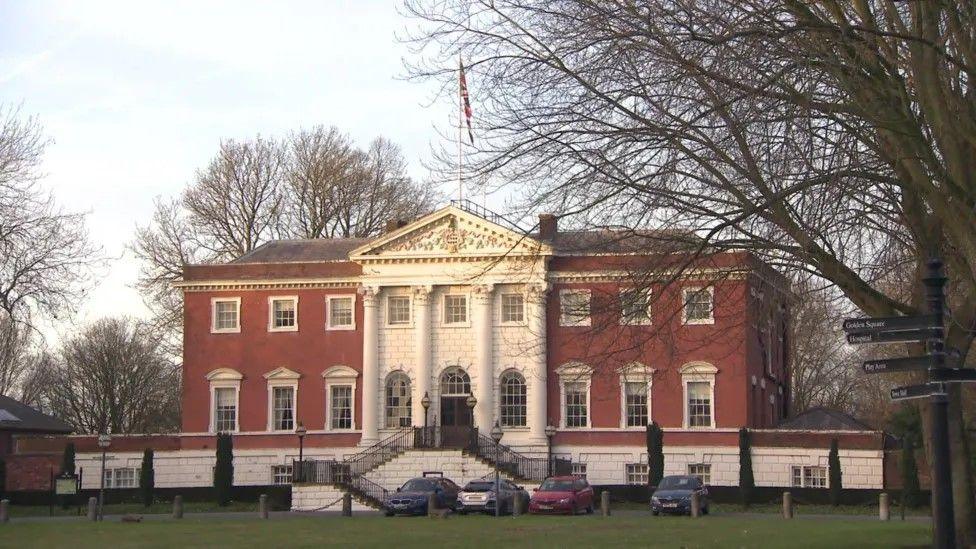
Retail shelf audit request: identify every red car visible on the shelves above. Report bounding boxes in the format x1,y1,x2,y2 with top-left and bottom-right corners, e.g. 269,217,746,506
528,476,595,515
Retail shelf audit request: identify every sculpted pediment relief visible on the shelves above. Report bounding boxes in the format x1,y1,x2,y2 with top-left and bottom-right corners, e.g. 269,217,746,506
350,206,551,260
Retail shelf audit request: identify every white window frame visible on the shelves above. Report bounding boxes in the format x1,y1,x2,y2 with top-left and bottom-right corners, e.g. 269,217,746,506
103,467,139,489
384,371,412,429
441,293,470,326
499,292,526,325
791,465,827,488
386,294,412,327
680,362,718,429
559,289,591,327
556,362,593,429
619,364,653,429
625,463,649,485
323,365,359,432
687,463,712,485
498,369,528,428
206,368,243,433
325,295,356,331
619,287,652,325
264,367,301,432
272,464,293,485
572,462,587,480
328,384,355,431
682,287,714,325
210,297,241,334
268,296,299,332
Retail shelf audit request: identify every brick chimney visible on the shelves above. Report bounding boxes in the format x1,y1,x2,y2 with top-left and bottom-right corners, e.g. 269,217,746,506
538,214,558,240
385,219,411,233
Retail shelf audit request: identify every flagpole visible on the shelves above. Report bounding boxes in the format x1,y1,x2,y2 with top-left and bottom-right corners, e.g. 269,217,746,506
458,56,463,202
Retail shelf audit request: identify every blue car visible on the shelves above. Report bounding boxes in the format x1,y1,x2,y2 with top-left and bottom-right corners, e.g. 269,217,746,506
384,474,461,516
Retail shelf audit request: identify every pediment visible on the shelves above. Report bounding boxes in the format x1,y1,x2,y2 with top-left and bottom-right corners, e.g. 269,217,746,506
349,206,551,260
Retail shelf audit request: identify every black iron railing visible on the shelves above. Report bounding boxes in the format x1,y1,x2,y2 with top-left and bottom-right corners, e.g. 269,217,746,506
467,430,549,481
292,459,339,484
345,475,388,508
449,199,525,232
341,427,416,478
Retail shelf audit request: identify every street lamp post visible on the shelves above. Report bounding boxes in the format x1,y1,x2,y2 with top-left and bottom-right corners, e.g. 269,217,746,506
295,422,307,479
490,421,503,518
421,392,431,447
465,393,478,451
544,424,557,478
97,433,111,521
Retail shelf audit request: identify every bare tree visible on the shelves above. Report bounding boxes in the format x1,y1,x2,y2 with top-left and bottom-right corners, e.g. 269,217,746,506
284,128,437,238
0,313,45,403
403,0,976,540
41,317,180,434
133,128,437,346
0,105,101,329
184,136,287,258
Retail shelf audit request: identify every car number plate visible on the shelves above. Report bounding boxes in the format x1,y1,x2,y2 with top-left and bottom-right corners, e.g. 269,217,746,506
664,503,678,508
538,505,552,510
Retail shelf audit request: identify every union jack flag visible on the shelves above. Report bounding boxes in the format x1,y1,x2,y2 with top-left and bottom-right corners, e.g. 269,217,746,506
459,59,474,144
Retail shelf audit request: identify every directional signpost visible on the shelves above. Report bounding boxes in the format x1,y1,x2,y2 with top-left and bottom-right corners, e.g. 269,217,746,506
844,258,960,549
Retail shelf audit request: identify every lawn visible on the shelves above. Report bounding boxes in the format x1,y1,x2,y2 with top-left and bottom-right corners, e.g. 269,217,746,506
7,501,259,518
0,514,930,548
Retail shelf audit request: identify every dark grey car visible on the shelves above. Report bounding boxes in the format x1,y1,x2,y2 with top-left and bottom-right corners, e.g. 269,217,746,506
650,475,709,516
456,479,529,514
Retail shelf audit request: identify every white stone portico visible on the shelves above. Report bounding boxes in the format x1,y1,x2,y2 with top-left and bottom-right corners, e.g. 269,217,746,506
348,206,552,449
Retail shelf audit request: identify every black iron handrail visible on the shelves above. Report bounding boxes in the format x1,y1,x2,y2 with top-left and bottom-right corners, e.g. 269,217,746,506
449,199,525,232
343,475,388,508
341,427,416,478
468,430,549,481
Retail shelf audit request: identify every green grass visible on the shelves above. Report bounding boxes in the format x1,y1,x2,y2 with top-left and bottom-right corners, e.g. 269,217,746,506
0,514,930,548
8,501,258,518
610,500,931,516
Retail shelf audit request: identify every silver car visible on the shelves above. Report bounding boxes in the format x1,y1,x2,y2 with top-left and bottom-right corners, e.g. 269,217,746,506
456,479,528,515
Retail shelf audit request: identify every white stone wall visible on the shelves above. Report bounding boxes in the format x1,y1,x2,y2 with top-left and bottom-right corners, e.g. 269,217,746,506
292,484,374,512
71,443,883,491
74,448,344,489
557,445,884,489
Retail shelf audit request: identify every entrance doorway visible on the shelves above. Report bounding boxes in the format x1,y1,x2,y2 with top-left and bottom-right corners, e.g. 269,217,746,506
439,367,473,448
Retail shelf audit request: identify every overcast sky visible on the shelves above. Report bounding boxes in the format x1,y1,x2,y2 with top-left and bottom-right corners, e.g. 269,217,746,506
0,1,461,338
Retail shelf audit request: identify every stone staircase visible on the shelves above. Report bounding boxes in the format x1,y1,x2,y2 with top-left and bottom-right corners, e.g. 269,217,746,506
290,426,548,512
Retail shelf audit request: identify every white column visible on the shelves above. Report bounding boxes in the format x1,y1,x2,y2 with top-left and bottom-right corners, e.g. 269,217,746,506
527,283,549,445
360,286,380,446
412,285,433,427
473,284,495,431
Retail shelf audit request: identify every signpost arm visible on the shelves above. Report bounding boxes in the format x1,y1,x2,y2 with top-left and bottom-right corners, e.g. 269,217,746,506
925,258,955,549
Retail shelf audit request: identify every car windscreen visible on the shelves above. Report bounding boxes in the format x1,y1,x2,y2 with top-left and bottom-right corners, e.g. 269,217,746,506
400,479,435,492
539,479,575,491
657,477,697,490
463,482,494,492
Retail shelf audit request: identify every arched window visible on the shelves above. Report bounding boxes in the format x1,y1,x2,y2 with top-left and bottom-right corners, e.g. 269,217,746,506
440,367,471,396
499,371,527,427
385,372,412,428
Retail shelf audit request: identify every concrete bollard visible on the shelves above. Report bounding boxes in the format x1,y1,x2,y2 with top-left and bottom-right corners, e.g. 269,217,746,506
259,494,269,519
601,490,610,517
690,491,701,518
512,495,522,517
782,492,793,519
342,492,352,517
427,493,438,516
879,492,890,521
0,499,9,523
87,497,98,521
172,495,184,519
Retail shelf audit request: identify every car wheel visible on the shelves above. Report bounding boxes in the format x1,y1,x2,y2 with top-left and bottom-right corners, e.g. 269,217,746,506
458,509,467,515
384,510,394,517
585,504,594,514
651,510,659,516
702,505,709,515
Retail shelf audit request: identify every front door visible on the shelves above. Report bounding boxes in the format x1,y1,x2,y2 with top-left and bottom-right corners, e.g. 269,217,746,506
440,396,473,448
